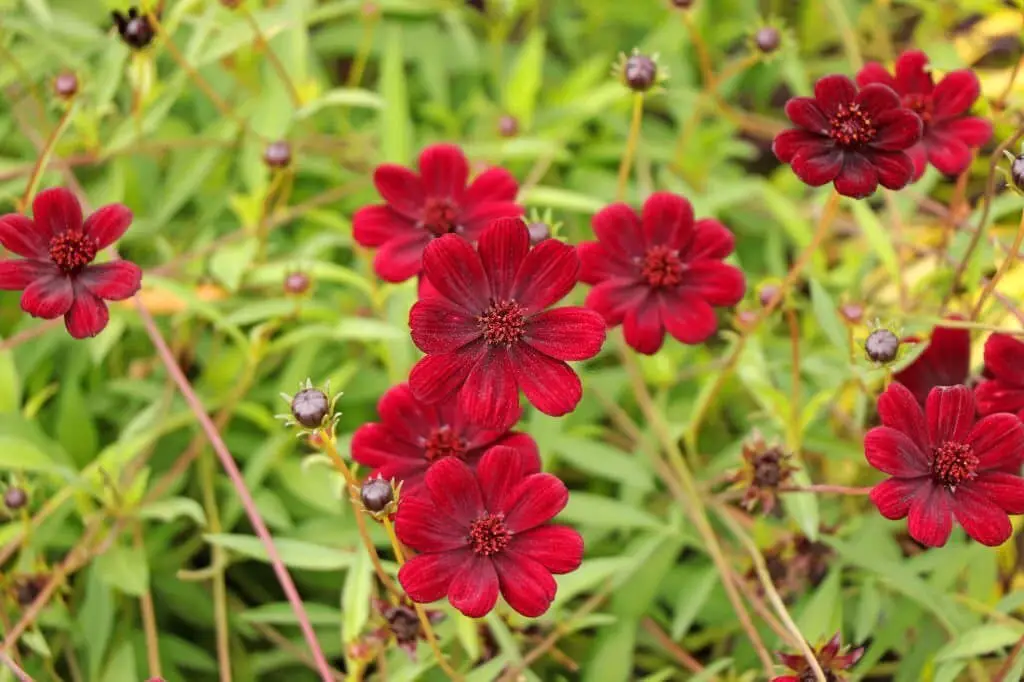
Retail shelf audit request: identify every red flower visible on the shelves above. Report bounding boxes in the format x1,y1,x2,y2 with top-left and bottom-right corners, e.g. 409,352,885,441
352,144,523,283
976,333,1024,420
408,218,606,430
351,383,539,493
396,445,582,618
773,74,922,198
578,192,744,354
0,188,142,339
773,632,864,682
893,323,970,405
857,50,992,180
865,383,1024,547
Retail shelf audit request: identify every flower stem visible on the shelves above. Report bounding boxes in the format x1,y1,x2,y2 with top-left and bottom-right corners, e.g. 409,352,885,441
240,6,303,109
18,104,75,211
779,484,871,496
971,208,1024,320
382,518,463,682
823,0,863,69
786,308,802,450
616,93,645,202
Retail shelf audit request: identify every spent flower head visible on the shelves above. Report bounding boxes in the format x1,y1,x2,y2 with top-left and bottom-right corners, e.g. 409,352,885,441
730,431,797,514
276,379,342,437
774,632,864,682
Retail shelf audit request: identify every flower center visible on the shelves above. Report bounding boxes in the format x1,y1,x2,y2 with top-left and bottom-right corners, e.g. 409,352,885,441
385,606,421,643
477,300,526,346
828,103,876,147
903,94,933,125
48,231,98,274
420,197,459,236
932,441,979,488
753,451,785,488
423,426,466,462
640,245,685,288
468,513,511,556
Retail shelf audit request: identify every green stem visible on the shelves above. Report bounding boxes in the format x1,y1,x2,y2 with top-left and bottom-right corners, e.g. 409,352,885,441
19,104,75,211
616,93,645,202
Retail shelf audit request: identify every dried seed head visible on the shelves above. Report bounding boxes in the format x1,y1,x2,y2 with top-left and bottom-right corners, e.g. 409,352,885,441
53,72,78,99
754,27,781,53
865,328,900,363
3,488,27,511
498,115,519,138
359,477,394,513
527,222,550,245
263,141,292,169
14,576,45,606
624,54,658,92
291,388,329,428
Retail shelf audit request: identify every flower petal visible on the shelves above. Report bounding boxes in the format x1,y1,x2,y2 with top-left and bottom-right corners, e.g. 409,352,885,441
577,241,635,283
856,62,897,90
784,97,829,133
78,261,142,301
855,83,902,118
351,423,424,472
870,109,922,151
894,50,932,94
0,259,52,290
969,413,1024,471
623,297,664,354
396,495,470,552
418,144,469,198
398,550,472,604
791,148,844,187
877,381,929,447
476,445,541,511
20,272,73,319
687,218,736,260
932,70,981,118
661,292,718,345
524,307,606,361
511,239,580,314
377,383,435,443
373,164,425,219
0,214,48,258
83,203,133,250
462,167,519,205
353,205,416,247
814,74,858,116
511,343,582,417
373,232,430,283
410,297,482,354
459,201,524,240
864,426,931,476
926,135,972,177
32,187,83,240
458,347,520,431
969,472,1024,514
869,150,915,190
493,551,557,618
975,380,1024,420
409,340,485,404
926,385,975,448
870,476,927,519
773,129,825,164
501,472,569,532
984,333,1024,385
894,324,971,405
681,261,745,306
936,117,992,148
422,233,490,312
448,555,499,618
64,287,109,338
833,153,879,198
510,525,584,574
640,192,694,249
951,486,1013,547
477,217,530,300
592,203,645,259
425,455,485,526
907,483,954,547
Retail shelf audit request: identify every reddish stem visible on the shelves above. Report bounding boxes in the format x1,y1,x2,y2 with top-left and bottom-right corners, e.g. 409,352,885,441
779,484,871,496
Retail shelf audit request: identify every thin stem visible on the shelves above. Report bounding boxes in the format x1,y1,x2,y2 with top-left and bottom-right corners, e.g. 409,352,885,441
681,11,714,87
823,0,863,69
240,7,303,109
779,484,871,496
882,191,909,309
971,209,1024,320
640,618,706,675
616,93,645,202
785,308,802,449
18,104,75,212
0,652,34,682
347,9,380,89
199,445,233,682
382,518,463,681
134,525,163,680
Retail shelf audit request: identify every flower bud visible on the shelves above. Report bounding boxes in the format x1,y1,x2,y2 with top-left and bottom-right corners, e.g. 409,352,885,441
527,222,550,245
498,115,519,138
284,271,311,295
758,283,781,308
865,329,900,363
112,8,155,50
264,141,292,169
4,488,27,511
839,303,865,324
670,0,695,7
360,477,394,514
624,54,658,92
291,388,329,428
53,73,78,99
755,27,781,54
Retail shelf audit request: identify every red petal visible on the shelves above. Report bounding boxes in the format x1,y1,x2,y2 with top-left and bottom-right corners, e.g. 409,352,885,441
931,70,980,118
687,218,736,260
20,272,73,319
984,334,1024,385
421,234,489,312
772,129,824,164
353,205,415,247
477,445,541,511
870,476,927,519
975,380,1024,419
640,192,694,249
511,343,583,417
83,203,133,250
926,135,972,176
870,150,915,190
623,298,664,354
661,292,718,345
585,279,648,326
459,201,524,240
894,50,932,94
864,426,931,476
478,217,530,300
396,495,469,552
878,382,929,447
373,164,425,219
351,423,423,471
856,62,897,90
525,307,606,361
418,144,468,198
32,187,83,240
409,341,485,404
493,551,557,618
592,203,645,259
834,153,879,198
425,456,484,526
458,347,520,431
681,261,745,306
0,214,48,258
936,117,992,147
871,109,922,151
510,525,583,574
791,148,844,187
894,324,971,404
925,385,975,447
784,97,829,133
969,472,1024,514
510,239,580,314
577,241,634,283
820,633,841,659
377,383,435,443
0,260,51,290
969,413,1024,471
373,232,430,283
462,167,519,205
486,432,539,465
813,75,857,116
398,550,471,604
501,472,569,532
951,487,1013,546
907,483,954,547
63,287,109,338
410,298,481,354
905,143,928,181
78,261,142,300
855,83,902,118
448,556,499,618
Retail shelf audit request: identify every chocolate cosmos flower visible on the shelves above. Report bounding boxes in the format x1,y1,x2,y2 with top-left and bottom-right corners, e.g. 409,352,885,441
866,383,1024,547
893,323,970,405
396,446,583,618
773,632,864,682
408,218,606,430
773,74,922,198
857,50,992,180
351,383,539,493
352,144,523,283
0,188,142,338
976,333,1024,420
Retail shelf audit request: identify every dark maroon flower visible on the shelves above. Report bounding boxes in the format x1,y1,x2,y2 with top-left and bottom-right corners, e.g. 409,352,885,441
0,188,142,339
352,144,523,283
773,632,864,682
408,218,606,429
976,333,1024,420
371,597,442,659
773,74,922,198
865,383,1024,547
857,51,992,180
578,192,745,354
351,383,538,493
894,323,970,405
396,446,583,618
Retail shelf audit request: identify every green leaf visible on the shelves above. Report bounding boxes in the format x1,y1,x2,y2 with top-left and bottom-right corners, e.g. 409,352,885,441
582,620,636,682
209,237,259,292
204,533,355,571
808,278,848,351
341,544,373,643
0,436,64,474
502,30,546,130
138,497,208,527
380,25,410,164
239,602,343,626
296,88,384,119
850,200,901,283
934,624,1024,662
95,544,150,597
56,378,98,467
670,565,718,639
796,568,841,641
520,186,605,213
560,492,661,529
783,468,820,540
100,642,136,682
550,435,653,490
0,337,20,413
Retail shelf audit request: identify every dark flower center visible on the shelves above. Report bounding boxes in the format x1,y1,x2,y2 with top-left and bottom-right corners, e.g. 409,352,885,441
932,441,979,487
828,103,876,147
753,450,785,487
903,94,933,125
423,426,466,462
477,300,526,346
641,245,685,288
49,231,98,274
420,197,460,236
469,513,511,556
